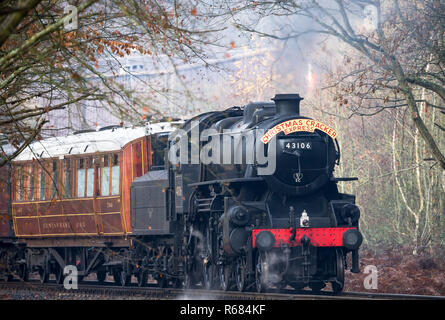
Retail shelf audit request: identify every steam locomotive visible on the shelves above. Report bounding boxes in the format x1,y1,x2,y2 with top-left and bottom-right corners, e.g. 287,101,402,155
0,94,362,293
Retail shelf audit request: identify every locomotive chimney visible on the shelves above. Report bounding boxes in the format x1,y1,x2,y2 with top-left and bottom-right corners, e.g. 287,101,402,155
272,93,304,116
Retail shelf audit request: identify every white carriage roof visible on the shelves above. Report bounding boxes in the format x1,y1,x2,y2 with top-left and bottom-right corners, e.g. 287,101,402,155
13,121,182,162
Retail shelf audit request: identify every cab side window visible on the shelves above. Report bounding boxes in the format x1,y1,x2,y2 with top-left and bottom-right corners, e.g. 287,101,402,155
150,134,168,170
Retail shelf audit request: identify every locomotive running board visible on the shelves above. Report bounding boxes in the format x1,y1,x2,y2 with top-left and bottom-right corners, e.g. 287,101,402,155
331,177,358,182
188,177,264,187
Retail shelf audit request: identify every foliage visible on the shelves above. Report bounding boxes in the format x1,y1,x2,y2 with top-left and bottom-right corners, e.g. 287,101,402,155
0,0,221,164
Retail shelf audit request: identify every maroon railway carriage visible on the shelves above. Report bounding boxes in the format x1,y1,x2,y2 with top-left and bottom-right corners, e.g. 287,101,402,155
0,122,179,283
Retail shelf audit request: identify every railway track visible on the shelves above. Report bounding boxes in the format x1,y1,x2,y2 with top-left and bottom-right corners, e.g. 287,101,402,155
0,279,444,300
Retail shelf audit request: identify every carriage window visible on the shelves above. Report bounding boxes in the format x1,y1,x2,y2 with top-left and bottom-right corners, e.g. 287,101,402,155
16,165,24,201
29,165,35,201
100,154,119,196
111,154,119,195
77,159,85,197
39,168,45,200
76,158,94,198
101,155,110,196
51,160,58,198
86,158,94,197
64,159,72,198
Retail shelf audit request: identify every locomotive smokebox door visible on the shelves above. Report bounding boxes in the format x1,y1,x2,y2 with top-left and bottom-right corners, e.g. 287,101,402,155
131,170,172,235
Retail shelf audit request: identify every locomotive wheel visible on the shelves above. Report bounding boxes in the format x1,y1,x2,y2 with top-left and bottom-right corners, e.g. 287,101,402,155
183,254,201,289
183,272,192,289
332,281,343,293
96,270,106,284
331,248,345,294
203,226,216,290
255,252,267,293
309,282,325,293
219,264,231,291
203,262,215,290
235,257,246,292
136,270,147,287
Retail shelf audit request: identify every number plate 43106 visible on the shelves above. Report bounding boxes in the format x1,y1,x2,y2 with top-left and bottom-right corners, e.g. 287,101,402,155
284,141,312,150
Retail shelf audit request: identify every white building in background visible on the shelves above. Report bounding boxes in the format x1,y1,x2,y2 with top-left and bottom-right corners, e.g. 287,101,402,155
43,46,280,138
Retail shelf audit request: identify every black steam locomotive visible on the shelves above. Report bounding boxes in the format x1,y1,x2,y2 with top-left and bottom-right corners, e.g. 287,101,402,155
132,93,362,293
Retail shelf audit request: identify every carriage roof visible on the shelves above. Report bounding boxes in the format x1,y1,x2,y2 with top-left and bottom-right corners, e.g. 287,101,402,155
12,121,181,162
